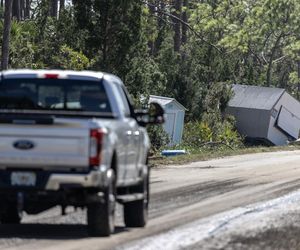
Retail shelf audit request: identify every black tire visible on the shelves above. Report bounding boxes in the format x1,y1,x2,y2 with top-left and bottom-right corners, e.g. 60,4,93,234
123,168,149,227
1,205,22,224
87,170,116,237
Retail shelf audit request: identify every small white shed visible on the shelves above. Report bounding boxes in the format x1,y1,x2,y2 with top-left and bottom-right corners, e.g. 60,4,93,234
149,95,186,145
226,84,300,145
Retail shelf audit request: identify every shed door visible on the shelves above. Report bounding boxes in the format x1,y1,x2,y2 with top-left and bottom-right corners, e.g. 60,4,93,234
276,106,300,139
164,113,176,141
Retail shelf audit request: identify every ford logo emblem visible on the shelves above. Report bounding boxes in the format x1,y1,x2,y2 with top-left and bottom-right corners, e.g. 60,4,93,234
13,140,35,150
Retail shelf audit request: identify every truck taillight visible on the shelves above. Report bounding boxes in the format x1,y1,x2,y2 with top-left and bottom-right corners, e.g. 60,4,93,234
89,129,106,167
44,73,59,79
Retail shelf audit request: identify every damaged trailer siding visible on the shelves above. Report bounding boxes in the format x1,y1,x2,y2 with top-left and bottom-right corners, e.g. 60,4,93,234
227,85,300,146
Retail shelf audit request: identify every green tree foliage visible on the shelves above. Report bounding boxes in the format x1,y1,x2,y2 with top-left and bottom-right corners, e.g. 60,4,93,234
190,0,300,90
10,20,36,68
52,45,90,70
1,0,300,149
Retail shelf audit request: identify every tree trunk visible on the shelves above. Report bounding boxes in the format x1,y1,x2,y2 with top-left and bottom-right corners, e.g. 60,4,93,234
266,34,282,87
50,0,58,18
20,0,25,20
2,0,13,70
101,0,110,68
172,0,182,52
181,0,188,44
12,0,21,21
148,0,156,55
297,61,300,99
154,0,165,54
25,0,30,19
60,0,65,11
59,0,65,18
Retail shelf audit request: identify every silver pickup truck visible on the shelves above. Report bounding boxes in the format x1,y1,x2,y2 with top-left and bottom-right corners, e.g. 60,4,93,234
0,69,164,236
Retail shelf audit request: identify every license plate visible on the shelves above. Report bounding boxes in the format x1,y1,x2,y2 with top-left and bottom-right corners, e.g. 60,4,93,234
11,172,36,186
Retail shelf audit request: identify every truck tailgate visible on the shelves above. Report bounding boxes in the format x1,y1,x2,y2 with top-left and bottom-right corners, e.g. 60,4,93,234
0,118,90,170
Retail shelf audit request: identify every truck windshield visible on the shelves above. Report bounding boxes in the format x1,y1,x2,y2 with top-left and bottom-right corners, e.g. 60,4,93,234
0,78,112,115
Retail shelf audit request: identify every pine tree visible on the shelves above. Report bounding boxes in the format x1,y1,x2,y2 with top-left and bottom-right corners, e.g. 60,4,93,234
2,0,13,70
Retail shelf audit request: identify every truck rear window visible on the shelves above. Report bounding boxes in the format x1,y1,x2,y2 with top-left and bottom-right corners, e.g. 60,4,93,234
0,79,112,114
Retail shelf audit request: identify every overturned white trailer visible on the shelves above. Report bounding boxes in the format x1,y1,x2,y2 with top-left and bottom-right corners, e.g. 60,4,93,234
226,84,300,145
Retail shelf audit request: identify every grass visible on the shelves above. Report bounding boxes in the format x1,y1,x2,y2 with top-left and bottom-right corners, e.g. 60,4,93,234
149,144,300,167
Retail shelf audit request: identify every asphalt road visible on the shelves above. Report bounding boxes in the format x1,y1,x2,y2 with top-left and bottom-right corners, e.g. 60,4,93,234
2,150,300,250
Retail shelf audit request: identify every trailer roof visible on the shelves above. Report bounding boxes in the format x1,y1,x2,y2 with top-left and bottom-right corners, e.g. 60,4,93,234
149,95,187,110
228,84,285,110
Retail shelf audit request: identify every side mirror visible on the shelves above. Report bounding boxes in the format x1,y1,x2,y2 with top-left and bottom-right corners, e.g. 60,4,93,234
135,102,165,126
149,102,165,124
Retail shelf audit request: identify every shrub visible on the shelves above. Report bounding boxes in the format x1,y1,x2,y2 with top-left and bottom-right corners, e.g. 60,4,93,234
182,116,242,151
147,125,170,152
182,121,213,147
216,119,243,148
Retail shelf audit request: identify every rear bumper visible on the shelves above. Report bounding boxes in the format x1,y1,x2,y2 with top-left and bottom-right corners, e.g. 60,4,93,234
0,167,111,191
0,169,114,211
46,170,110,190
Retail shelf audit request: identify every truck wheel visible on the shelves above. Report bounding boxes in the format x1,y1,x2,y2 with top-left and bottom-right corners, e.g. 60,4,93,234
1,205,22,224
87,171,116,237
123,168,149,227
